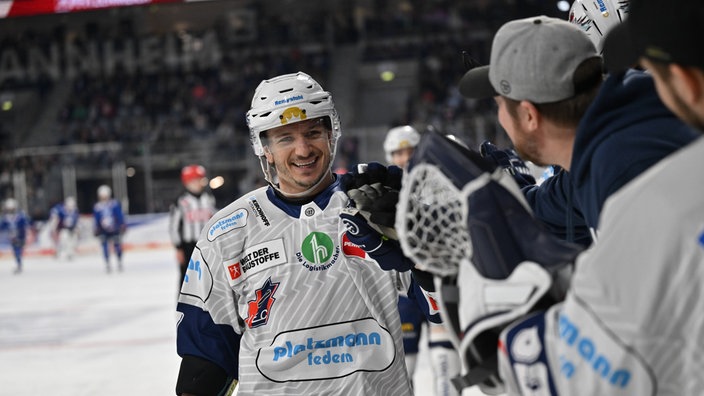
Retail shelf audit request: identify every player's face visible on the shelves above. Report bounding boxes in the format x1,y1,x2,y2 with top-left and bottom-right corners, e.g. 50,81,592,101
495,96,545,166
642,58,704,131
264,117,333,196
390,147,414,168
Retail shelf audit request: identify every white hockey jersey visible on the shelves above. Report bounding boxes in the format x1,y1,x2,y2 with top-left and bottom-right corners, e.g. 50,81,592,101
176,178,417,395
499,137,704,395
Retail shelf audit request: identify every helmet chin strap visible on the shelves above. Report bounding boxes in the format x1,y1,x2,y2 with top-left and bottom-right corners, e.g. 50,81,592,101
259,156,334,200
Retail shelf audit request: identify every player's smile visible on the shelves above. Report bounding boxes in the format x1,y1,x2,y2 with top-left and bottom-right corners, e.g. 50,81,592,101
292,157,318,169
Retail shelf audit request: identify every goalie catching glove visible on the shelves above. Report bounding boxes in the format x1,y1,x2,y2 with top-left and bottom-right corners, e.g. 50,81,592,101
395,130,583,394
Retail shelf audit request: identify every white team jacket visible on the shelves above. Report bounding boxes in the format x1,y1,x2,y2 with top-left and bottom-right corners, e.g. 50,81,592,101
500,137,704,395
177,179,417,395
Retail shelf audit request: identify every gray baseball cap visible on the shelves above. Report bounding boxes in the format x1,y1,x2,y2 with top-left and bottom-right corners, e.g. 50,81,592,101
460,16,599,103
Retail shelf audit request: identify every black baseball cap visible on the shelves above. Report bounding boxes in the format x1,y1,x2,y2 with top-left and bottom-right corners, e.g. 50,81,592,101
603,0,704,72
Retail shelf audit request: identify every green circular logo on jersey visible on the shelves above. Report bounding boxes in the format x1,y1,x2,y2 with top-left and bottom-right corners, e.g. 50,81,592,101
301,232,335,264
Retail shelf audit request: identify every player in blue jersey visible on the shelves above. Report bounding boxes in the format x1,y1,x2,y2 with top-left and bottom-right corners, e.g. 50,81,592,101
1,198,30,274
49,196,80,261
92,185,125,273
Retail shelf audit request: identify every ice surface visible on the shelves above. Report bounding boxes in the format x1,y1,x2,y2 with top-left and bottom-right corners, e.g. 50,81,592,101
0,248,181,395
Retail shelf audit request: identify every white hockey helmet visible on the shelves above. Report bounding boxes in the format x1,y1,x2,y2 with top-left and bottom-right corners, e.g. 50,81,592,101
64,196,77,210
245,72,341,193
3,197,17,211
569,0,629,53
383,125,421,164
97,185,112,199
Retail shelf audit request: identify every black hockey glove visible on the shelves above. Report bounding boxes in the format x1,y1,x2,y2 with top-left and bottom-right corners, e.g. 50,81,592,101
340,207,413,272
479,141,536,188
339,162,403,239
339,162,403,191
176,355,237,396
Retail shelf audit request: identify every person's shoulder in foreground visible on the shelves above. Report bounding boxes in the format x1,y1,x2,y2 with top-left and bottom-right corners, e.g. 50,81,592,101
500,0,704,394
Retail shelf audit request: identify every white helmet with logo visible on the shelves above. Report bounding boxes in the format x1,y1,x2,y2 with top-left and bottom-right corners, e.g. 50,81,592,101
569,0,629,53
383,125,421,164
246,72,341,195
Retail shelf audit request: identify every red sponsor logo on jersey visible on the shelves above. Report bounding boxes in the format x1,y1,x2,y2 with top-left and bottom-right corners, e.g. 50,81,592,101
227,262,242,280
341,233,365,258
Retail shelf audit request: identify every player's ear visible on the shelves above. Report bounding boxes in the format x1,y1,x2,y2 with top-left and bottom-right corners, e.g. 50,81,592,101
670,64,704,107
518,100,540,134
264,148,273,163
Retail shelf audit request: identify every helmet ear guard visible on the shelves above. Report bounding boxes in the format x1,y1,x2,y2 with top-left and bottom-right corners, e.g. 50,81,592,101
395,130,582,393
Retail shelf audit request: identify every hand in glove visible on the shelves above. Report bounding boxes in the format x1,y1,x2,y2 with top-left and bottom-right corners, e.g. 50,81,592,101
340,207,413,272
339,162,403,192
479,141,536,188
339,162,403,238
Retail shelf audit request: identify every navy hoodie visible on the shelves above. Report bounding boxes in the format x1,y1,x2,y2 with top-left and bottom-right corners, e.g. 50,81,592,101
524,69,699,246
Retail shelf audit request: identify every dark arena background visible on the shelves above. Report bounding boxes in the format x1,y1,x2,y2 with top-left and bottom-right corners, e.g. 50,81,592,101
0,0,568,217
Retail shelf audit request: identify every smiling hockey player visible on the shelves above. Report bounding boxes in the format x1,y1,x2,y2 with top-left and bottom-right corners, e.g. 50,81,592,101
175,72,439,396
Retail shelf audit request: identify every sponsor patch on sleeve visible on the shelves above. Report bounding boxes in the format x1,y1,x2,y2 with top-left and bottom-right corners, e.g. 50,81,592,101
224,238,287,286
207,208,248,241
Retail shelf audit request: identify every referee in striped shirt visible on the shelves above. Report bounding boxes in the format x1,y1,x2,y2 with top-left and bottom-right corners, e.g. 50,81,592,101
169,165,217,286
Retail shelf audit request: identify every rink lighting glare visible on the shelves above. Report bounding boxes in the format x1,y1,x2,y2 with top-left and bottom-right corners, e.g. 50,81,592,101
126,167,136,177
557,0,570,11
210,176,224,189
2,100,12,111
380,71,395,82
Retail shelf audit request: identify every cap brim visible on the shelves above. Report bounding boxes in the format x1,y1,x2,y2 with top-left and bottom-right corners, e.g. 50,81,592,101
602,23,640,73
459,65,496,99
